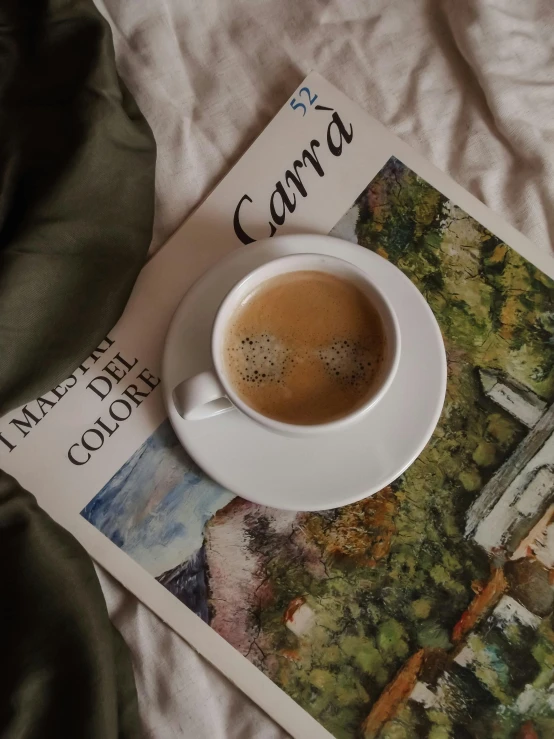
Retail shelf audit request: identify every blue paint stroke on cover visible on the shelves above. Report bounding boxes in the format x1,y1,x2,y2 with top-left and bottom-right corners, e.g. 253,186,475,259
81,419,234,620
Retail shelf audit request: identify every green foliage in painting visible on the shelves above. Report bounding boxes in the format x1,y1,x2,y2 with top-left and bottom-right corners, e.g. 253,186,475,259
235,158,554,738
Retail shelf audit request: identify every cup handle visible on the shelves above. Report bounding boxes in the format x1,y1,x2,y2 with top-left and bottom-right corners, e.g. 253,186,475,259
173,370,234,421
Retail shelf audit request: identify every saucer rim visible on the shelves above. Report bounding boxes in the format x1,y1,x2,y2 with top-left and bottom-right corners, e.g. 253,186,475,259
162,234,447,511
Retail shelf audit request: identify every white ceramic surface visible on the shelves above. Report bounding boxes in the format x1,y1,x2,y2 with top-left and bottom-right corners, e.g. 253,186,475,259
162,234,447,511
172,252,400,435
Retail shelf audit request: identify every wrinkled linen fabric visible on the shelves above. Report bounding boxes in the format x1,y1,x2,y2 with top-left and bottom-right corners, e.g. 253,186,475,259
94,0,554,737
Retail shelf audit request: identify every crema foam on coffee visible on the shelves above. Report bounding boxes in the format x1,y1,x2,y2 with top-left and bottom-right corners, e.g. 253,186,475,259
223,270,386,425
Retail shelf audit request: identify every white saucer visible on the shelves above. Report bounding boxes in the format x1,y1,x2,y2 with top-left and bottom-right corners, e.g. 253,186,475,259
162,235,446,511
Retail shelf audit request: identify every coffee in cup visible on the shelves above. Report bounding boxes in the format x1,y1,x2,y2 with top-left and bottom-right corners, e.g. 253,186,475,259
222,270,386,425
173,252,400,434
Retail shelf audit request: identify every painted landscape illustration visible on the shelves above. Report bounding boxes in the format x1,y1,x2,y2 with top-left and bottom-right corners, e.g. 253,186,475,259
82,158,554,739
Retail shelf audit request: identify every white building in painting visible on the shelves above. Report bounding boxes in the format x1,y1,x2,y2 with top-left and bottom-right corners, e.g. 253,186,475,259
466,369,554,562
362,368,554,738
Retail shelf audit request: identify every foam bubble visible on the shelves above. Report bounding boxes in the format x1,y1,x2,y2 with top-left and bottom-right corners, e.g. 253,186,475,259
226,332,291,389
227,333,382,394
318,339,380,389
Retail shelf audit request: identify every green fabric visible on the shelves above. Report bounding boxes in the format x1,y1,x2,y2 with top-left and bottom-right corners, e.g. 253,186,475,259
0,472,141,738
0,0,156,415
0,0,156,737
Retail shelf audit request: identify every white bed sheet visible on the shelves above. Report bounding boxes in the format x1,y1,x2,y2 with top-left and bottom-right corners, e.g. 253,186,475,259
93,0,554,736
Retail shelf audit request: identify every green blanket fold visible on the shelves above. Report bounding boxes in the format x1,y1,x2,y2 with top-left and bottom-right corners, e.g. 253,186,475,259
0,0,157,737
0,0,156,415
0,471,141,739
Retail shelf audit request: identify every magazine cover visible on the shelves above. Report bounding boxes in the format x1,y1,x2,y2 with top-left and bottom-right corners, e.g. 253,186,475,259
2,74,554,738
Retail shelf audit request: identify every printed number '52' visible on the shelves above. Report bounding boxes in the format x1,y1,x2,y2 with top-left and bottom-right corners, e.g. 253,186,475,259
290,87,318,116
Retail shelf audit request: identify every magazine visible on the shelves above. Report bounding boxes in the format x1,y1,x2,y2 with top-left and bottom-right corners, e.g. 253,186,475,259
2,72,554,739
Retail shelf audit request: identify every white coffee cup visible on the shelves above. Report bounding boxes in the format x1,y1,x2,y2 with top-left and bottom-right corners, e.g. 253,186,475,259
172,253,400,436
